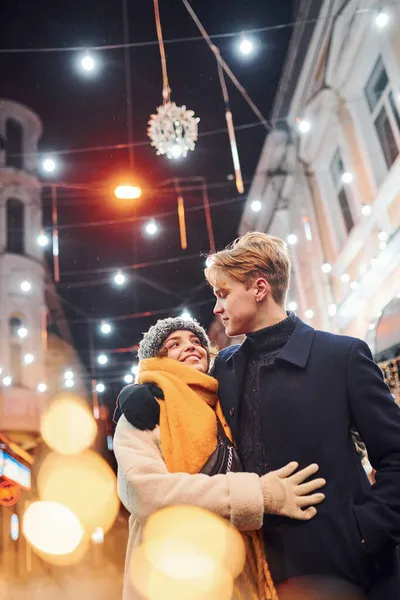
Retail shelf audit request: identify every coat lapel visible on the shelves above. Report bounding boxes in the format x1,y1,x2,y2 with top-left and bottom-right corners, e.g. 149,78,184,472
222,340,250,440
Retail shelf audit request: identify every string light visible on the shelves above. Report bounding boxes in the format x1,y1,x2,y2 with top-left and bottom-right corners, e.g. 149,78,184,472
37,383,47,393
65,379,74,388
2,377,12,387
100,322,112,335
42,157,57,173
305,309,314,319
379,241,387,250
288,301,297,311
341,273,350,283
180,310,192,320
239,36,254,56
113,270,126,286
296,118,311,133
145,220,158,235
24,354,34,365
124,374,134,384
361,204,372,216
96,383,106,393
97,354,108,366
251,200,262,212
64,370,74,380
37,232,50,247
321,263,332,273
20,281,32,292
287,234,298,245
375,9,389,29
341,172,353,184
378,231,388,242
368,322,376,331
114,185,142,200
17,327,28,339
80,52,96,72
131,364,139,376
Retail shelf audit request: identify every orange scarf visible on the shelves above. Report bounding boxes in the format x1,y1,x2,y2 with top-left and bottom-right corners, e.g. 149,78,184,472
137,357,233,474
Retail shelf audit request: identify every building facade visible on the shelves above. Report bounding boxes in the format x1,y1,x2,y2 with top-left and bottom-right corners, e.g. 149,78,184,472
240,0,400,397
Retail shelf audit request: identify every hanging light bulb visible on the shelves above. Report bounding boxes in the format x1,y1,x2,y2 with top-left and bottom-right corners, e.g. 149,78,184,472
375,9,389,29
341,172,353,184
305,309,314,319
42,157,57,174
361,204,372,216
251,200,262,213
80,52,96,72
288,301,297,311
65,379,74,389
37,383,47,393
114,185,142,200
20,281,32,292
131,364,139,376
124,374,134,384
239,36,254,56
341,273,350,283
321,263,332,274
100,322,112,335
180,310,192,321
96,383,106,393
296,118,311,134
287,234,298,245
37,232,50,247
113,270,126,286
97,354,108,366
145,221,158,236
24,354,34,365
17,327,28,339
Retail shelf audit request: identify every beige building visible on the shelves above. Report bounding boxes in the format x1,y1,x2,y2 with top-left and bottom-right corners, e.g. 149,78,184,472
239,0,399,394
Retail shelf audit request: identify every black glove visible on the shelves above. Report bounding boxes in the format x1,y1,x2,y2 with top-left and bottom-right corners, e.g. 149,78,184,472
113,383,163,430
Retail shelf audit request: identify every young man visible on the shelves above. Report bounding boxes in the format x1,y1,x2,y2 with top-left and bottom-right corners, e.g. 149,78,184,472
116,232,400,599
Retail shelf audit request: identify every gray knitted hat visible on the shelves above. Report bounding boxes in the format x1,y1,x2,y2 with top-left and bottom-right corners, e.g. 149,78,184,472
138,316,211,361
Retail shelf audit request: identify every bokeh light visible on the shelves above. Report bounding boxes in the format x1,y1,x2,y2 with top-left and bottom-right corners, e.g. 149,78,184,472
37,450,119,535
22,501,84,555
40,393,97,455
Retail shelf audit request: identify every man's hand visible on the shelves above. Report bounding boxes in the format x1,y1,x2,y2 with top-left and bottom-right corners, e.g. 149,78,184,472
261,462,326,521
115,383,162,430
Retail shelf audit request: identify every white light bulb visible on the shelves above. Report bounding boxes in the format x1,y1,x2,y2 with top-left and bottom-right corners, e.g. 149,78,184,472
375,10,389,29
378,231,388,242
287,234,298,245
328,304,337,317
17,327,28,339
96,383,105,393
341,172,353,184
205,256,214,268
131,364,139,376
42,157,56,173
239,38,253,55
341,273,350,283
20,281,32,292
379,241,387,251
145,221,158,235
321,263,332,274
3,376,12,387
114,271,126,286
180,310,192,321
100,322,112,335
65,379,74,388
64,370,74,380
37,233,50,247
81,54,95,72
170,144,183,159
297,119,311,134
97,354,108,366
37,383,47,393
288,301,297,311
350,281,359,290
24,354,34,365
251,200,262,213
361,204,371,216
305,309,314,319
124,374,134,384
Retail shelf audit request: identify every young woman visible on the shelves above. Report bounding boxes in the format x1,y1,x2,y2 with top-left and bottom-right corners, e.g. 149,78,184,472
113,317,325,600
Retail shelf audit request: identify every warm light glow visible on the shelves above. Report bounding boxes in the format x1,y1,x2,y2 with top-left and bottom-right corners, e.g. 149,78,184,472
115,185,142,200
38,450,119,536
180,310,192,321
297,118,311,133
288,301,297,311
64,370,74,380
341,273,350,283
17,327,28,339
23,501,84,556
321,263,332,273
170,144,183,160
305,309,314,319
24,354,34,365
92,527,104,545
341,172,353,184
65,379,74,388
145,221,158,235
97,354,108,366
251,200,262,212
361,204,372,216
40,393,97,455
375,9,389,28
37,383,47,393
100,322,112,335
20,280,32,292
42,157,57,173
37,233,50,247
239,37,253,55
2,376,12,387
96,382,106,393
124,374,134,384
114,270,126,286
287,233,298,245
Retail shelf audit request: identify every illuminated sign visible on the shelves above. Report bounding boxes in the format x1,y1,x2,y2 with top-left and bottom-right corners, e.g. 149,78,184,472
0,451,31,490
0,481,20,507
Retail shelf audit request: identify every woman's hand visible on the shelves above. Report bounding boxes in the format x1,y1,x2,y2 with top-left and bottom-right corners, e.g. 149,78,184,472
261,462,326,520
114,383,163,430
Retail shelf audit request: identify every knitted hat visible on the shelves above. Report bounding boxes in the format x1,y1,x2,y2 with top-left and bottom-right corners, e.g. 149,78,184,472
138,316,211,361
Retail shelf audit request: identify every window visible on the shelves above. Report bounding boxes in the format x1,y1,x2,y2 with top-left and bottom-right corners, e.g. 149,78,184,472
6,198,24,255
365,56,400,169
9,316,23,385
330,150,354,234
5,119,23,170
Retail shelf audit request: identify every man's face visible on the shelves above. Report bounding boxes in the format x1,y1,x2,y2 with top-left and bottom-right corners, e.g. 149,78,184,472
213,273,260,337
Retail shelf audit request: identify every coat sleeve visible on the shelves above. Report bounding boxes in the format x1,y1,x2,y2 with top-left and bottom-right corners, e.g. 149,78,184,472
347,339,400,554
113,416,264,532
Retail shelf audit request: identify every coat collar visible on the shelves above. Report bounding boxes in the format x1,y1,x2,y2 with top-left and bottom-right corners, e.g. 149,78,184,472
225,317,315,368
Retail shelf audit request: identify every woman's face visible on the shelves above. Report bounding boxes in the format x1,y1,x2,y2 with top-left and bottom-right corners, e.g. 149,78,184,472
162,330,208,373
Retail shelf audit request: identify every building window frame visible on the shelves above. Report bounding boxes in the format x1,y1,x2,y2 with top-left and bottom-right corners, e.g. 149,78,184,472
6,197,25,255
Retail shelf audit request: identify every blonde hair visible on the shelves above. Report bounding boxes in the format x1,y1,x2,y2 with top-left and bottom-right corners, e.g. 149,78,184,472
205,232,291,306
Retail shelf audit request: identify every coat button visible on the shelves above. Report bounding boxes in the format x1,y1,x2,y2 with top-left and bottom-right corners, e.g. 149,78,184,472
229,407,235,417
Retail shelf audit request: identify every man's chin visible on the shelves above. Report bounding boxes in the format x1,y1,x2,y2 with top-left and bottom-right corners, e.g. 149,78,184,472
224,323,241,338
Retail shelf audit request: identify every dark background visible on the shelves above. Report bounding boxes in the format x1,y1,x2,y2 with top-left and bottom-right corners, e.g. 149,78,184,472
2,0,294,411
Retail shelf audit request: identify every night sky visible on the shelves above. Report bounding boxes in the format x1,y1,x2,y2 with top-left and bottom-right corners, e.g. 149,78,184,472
2,0,293,411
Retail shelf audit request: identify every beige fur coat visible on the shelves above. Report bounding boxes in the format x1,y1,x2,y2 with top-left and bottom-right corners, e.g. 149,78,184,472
113,415,265,600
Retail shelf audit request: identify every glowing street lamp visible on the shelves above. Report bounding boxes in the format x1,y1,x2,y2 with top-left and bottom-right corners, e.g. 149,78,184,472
115,185,142,200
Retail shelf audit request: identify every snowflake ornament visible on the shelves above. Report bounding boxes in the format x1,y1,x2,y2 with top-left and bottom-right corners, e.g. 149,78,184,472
147,102,200,160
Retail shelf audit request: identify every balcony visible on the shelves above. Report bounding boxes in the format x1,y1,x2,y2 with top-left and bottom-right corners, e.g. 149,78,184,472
0,386,48,434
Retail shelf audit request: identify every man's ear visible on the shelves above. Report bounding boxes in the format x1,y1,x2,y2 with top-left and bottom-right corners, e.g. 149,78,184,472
254,277,270,303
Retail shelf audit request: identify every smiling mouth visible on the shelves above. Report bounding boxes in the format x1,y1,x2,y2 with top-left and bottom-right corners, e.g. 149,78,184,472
183,355,201,362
